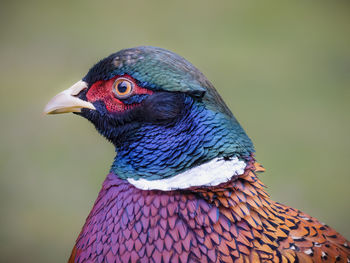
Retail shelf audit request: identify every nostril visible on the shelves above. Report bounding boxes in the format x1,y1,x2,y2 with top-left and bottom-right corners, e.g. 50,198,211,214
75,88,88,100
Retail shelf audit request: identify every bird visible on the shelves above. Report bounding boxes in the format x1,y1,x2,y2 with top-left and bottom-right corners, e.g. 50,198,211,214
44,46,350,263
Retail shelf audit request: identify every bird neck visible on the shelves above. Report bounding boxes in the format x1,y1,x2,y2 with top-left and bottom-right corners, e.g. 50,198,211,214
73,159,270,261
110,101,254,181
74,157,350,262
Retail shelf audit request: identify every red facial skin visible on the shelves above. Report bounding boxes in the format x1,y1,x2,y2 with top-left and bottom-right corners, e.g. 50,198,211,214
86,75,153,113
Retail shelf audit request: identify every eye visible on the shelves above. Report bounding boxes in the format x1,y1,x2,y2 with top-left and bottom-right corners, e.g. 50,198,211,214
113,78,134,98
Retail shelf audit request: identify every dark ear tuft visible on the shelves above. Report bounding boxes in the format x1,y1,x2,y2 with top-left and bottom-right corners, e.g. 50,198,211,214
140,92,186,123
188,89,205,99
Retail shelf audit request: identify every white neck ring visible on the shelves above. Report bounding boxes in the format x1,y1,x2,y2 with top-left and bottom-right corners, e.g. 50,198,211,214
127,157,246,191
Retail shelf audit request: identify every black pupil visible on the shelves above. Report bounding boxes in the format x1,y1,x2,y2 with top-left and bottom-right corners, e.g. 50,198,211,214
117,81,128,93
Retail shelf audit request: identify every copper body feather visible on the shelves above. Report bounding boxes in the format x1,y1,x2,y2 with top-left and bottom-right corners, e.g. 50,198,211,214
69,160,350,263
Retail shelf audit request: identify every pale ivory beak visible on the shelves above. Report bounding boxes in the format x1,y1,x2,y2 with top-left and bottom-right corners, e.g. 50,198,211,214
44,80,96,114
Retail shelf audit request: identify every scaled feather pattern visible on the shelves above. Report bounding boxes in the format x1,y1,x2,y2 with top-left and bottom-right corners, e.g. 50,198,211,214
44,46,349,263
69,160,350,263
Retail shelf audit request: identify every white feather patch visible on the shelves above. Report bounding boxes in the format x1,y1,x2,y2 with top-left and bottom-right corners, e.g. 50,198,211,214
304,248,313,255
127,157,246,191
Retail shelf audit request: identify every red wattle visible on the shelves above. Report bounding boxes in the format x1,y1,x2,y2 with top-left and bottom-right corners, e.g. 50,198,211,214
86,75,153,113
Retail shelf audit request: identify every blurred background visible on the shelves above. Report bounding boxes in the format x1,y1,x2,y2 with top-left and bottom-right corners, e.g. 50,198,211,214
0,0,349,262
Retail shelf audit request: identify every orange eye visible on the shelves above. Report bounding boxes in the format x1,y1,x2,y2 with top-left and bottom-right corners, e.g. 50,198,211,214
113,78,134,98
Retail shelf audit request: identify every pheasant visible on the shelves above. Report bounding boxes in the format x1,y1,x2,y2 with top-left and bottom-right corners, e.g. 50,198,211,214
44,46,350,263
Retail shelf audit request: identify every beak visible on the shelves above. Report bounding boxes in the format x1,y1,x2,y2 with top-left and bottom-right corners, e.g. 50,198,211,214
44,80,96,114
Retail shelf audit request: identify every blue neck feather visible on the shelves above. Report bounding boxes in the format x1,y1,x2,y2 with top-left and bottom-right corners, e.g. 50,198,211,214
111,97,254,180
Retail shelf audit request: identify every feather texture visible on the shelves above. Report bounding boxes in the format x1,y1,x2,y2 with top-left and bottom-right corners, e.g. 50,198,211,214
69,159,350,263
44,46,349,263
127,157,246,191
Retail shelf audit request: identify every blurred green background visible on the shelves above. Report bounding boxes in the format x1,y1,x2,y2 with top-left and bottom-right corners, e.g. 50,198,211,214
0,0,349,262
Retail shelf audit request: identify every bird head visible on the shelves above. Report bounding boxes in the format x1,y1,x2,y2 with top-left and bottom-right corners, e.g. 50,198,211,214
44,46,254,185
